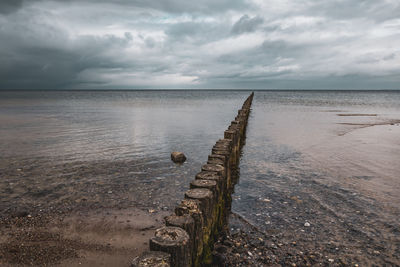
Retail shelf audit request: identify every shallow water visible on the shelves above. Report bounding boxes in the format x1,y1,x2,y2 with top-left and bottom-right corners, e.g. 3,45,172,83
0,90,249,215
232,90,400,265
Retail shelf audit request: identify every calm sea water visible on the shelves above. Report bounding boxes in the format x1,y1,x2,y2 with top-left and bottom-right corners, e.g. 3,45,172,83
0,90,250,214
1,90,400,264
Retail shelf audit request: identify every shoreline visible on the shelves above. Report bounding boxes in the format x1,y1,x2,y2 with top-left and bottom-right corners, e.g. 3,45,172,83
1,91,399,266
0,206,170,266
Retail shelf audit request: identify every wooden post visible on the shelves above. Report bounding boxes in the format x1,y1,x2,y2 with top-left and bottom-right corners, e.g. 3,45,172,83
185,188,213,224
208,154,228,168
207,157,224,166
201,164,225,179
211,149,231,162
165,215,195,265
195,171,225,196
190,179,219,202
224,129,236,143
175,199,204,266
150,226,190,267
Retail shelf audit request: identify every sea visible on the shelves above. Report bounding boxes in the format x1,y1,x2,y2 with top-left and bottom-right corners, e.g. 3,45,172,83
1,90,399,265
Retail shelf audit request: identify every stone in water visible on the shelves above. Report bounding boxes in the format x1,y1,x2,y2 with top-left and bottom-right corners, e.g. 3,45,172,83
171,152,186,163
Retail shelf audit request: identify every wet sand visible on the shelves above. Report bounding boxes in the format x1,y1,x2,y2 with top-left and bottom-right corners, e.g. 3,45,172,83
0,207,170,266
0,157,183,266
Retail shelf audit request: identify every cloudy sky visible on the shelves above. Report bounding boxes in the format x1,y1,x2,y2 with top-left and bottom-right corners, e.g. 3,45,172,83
0,0,399,89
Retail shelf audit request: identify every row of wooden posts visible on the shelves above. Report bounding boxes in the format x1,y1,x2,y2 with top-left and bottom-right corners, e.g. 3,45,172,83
132,93,254,267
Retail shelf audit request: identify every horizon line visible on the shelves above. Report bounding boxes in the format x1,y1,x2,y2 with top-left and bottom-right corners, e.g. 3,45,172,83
1,88,400,92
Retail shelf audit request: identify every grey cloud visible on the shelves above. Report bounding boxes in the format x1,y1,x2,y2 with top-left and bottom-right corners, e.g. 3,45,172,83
144,37,156,48
308,0,400,22
125,0,248,14
1,0,400,89
165,21,230,45
9,0,249,14
231,15,263,34
0,24,136,89
0,0,23,14
383,53,396,61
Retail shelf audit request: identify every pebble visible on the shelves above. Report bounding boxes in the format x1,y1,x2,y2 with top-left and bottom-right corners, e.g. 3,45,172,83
304,222,311,227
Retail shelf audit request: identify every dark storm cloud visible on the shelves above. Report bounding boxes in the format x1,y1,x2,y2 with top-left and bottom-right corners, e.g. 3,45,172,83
0,0,399,89
0,0,23,14
4,0,249,14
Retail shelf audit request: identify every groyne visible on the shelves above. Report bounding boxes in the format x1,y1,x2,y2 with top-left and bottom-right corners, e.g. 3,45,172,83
132,93,254,267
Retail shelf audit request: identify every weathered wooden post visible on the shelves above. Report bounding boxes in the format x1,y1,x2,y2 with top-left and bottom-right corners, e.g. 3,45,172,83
185,188,213,225
201,164,225,179
165,215,195,265
190,180,218,202
150,226,190,267
175,199,204,267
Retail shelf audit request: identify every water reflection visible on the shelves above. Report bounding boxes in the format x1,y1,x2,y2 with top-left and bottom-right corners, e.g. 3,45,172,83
0,90,250,216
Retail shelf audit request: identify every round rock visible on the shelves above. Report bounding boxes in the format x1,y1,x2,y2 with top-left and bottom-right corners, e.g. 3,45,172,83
171,152,186,163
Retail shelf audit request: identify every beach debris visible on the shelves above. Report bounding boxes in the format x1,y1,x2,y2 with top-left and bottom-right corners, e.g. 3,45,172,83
171,151,186,163
304,222,311,227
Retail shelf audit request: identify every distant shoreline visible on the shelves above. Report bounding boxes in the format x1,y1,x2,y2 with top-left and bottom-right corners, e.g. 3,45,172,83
1,89,400,92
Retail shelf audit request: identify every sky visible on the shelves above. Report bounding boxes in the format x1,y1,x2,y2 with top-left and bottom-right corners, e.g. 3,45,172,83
0,0,399,90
